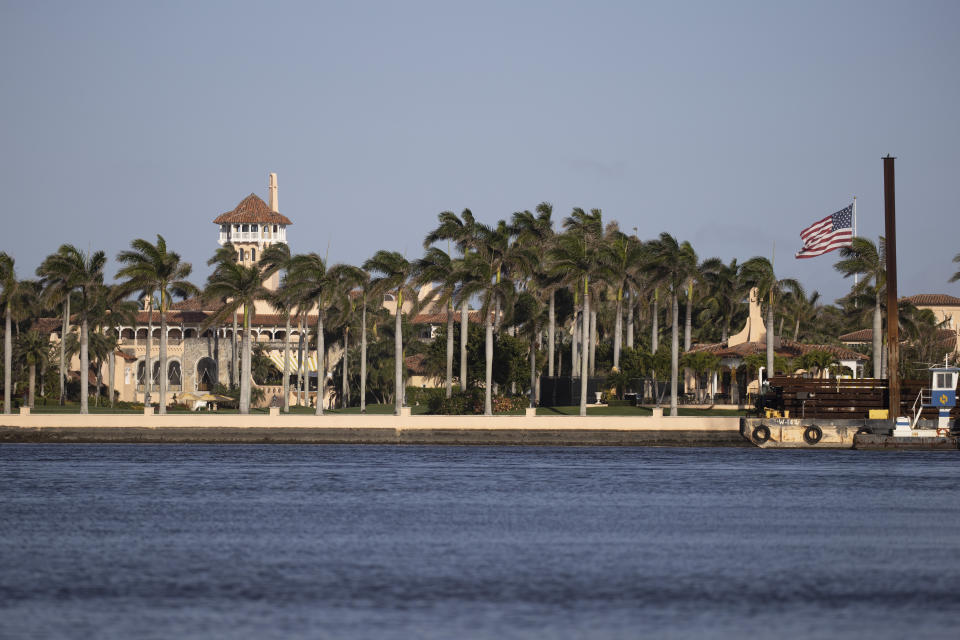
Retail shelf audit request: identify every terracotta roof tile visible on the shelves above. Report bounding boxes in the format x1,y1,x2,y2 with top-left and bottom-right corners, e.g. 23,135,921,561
690,339,867,361
903,294,960,306
212,194,293,225
839,329,873,342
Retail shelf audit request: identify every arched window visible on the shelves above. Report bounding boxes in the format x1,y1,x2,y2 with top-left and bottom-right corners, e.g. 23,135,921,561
273,225,278,234
251,248,256,261
383,293,395,302
196,357,217,392
238,249,244,262
137,361,146,385
242,224,249,233
152,361,161,385
251,224,258,232
168,361,182,386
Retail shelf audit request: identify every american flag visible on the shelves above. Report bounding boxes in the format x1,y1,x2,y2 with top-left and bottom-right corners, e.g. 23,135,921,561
795,204,853,259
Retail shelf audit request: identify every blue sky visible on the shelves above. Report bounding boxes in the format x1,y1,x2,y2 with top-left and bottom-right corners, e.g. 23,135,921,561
1,0,958,304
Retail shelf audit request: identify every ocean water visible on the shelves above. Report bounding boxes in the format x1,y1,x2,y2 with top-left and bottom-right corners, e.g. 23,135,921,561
1,444,959,639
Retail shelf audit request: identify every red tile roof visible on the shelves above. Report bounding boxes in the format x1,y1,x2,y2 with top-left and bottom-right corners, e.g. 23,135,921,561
903,294,960,306
212,194,293,226
690,339,867,361
839,329,873,343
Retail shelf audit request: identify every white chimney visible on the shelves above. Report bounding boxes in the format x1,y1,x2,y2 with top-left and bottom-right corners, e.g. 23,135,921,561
268,172,279,213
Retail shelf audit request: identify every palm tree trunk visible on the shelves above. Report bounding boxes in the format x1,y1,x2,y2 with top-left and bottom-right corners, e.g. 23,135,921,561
460,299,468,389
651,293,659,353
529,335,536,409
626,289,634,350
572,309,579,377
232,310,239,388
317,300,325,416
589,310,597,376
484,309,493,416
873,297,882,378
28,361,36,409
445,301,454,398
240,308,251,414
59,297,69,406
108,350,115,408
670,291,679,417
283,314,291,412
361,300,367,413
766,299,775,377
80,318,89,414
794,318,800,342
297,314,305,407
580,284,590,417
684,287,692,352
548,291,555,376
145,305,153,405
613,293,623,370
342,327,349,408
4,303,10,414
395,295,403,415
159,305,167,415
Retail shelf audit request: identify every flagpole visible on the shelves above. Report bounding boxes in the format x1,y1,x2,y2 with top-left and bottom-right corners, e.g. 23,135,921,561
853,196,858,289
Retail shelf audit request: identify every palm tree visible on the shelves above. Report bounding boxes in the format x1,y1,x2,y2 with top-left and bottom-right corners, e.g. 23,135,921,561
260,243,294,411
203,257,270,414
18,330,49,409
116,236,197,415
783,288,822,342
36,245,106,414
951,252,960,283
424,209,481,390
455,248,517,415
413,247,459,398
364,251,417,415
550,208,603,416
835,237,885,378
37,248,78,406
0,252,16,414
599,225,643,371
287,253,351,415
329,265,366,409
512,203,558,377
701,258,743,343
641,233,697,416
740,256,802,380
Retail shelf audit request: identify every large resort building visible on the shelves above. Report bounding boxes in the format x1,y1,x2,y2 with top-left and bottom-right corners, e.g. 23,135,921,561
44,173,960,409
56,173,454,409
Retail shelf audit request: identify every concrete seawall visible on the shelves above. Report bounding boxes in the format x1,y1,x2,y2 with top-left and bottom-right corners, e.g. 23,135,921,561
0,414,747,446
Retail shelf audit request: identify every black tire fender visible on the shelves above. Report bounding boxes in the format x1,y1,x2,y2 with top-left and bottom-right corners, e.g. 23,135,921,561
752,424,771,444
803,425,823,445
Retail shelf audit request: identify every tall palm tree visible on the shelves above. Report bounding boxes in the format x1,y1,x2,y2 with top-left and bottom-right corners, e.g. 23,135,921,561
260,243,294,411
740,256,802,380
0,252,16,414
424,209,481,390
287,253,352,415
642,233,697,416
599,225,643,371
36,245,106,414
511,203,558,376
835,237,885,378
364,251,417,415
203,257,269,414
116,236,197,415
455,249,517,415
413,247,459,398
37,248,78,406
701,258,743,343
550,208,603,416
329,265,366,409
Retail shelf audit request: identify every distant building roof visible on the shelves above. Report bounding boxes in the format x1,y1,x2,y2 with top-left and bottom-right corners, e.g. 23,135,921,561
690,338,867,362
902,294,960,306
212,194,293,226
839,329,873,343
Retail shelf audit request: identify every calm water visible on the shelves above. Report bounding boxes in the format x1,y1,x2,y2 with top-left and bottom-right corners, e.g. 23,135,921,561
2,445,959,639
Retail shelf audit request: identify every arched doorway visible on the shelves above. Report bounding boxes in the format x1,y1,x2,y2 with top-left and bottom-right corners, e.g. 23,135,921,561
196,357,217,391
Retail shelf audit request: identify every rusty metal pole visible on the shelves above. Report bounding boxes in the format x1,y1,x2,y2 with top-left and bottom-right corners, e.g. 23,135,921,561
883,155,900,418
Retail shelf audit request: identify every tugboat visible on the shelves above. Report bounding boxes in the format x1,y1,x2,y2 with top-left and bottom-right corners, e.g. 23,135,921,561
741,363,958,450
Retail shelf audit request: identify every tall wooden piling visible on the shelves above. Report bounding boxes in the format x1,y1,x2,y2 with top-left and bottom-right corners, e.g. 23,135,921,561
883,156,900,418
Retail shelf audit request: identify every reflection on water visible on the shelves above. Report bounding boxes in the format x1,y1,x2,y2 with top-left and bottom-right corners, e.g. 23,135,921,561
2,445,959,639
